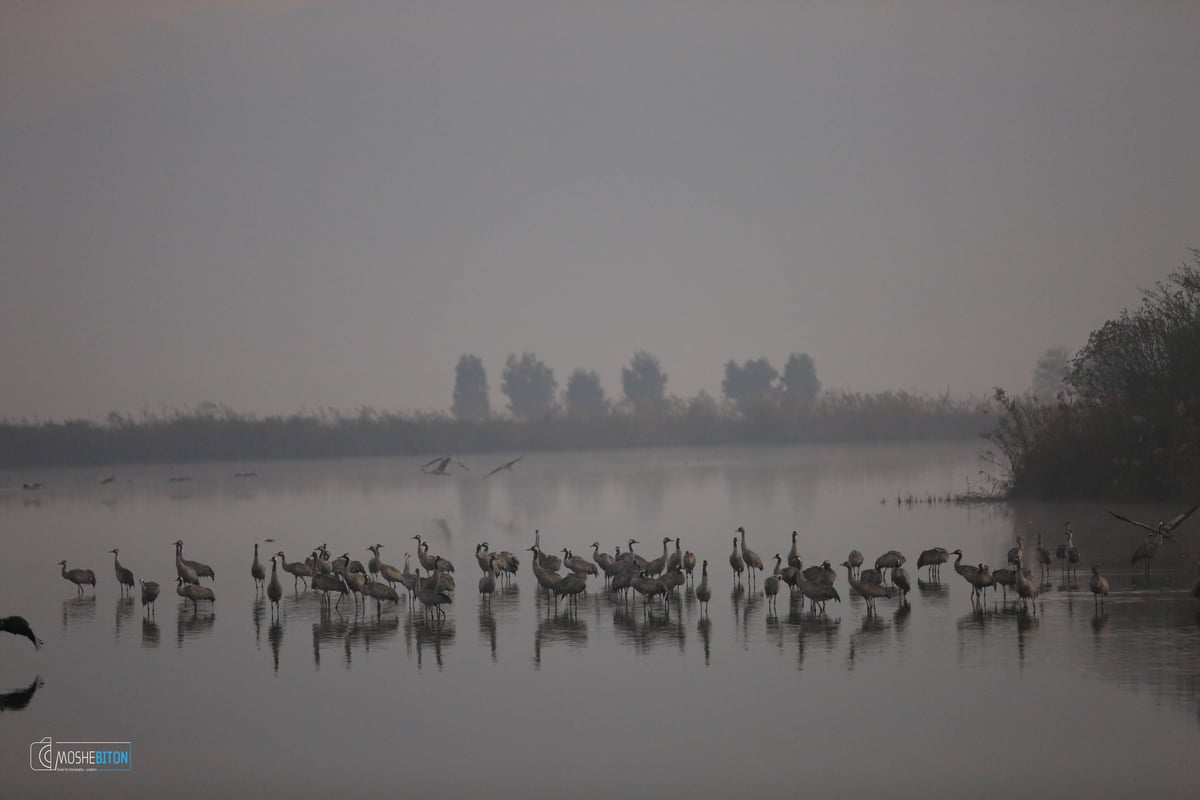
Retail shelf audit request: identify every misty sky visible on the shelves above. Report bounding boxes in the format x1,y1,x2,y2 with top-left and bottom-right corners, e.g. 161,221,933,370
2,1,1196,422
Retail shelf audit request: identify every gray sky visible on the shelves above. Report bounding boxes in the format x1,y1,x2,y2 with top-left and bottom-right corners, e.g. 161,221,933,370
2,1,1196,421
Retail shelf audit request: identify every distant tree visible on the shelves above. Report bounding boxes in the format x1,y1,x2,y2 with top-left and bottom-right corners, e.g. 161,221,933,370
1030,346,1072,402
451,354,490,420
685,390,720,423
501,352,558,421
722,358,779,411
621,351,668,413
780,353,821,409
564,369,608,418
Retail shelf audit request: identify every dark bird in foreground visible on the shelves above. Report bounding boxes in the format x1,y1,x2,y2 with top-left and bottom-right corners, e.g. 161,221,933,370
0,677,43,712
0,616,43,649
484,455,524,478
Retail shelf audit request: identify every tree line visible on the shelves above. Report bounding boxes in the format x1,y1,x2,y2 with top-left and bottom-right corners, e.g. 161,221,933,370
452,350,821,421
0,349,990,468
988,252,1200,500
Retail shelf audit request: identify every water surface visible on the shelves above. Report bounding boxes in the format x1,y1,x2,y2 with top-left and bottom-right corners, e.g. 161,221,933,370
1,442,1197,797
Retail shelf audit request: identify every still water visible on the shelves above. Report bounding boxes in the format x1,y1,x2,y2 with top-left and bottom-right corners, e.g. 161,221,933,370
1,441,1198,798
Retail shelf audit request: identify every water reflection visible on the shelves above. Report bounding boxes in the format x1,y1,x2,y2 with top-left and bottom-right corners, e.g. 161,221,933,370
533,614,588,668
114,597,135,642
62,597,96,629
141,618,160,648
0,676,42,712
269,621,283,673
916,579,949,602
611,606,686,655
176,607,215,648
697,618,712,665
405,616,455,671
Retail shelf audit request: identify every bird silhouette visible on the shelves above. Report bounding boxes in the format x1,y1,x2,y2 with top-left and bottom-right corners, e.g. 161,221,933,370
0,616,43,649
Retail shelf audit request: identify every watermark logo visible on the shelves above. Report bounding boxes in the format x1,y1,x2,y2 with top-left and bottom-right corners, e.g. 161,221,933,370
29,737,131,772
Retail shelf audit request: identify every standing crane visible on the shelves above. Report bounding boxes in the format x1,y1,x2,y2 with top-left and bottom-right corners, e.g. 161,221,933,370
251,543,266,592
737,526,764,588
695,560,712,615
59,560,96,595
764,557,782,612
479,555,497,606
1088,564,1110,610
645,537,672,577
729,537,745,586
266,557,283,617
139,580,160,618
175,576,215,614
275,551,312,590
110,549,135,596
787,531,802,569
174,541,214,581
916,547,949,580
892,564,911,603
368,545,405,589
1034,532,1052,581
842,561,891,615
950,550,988,604
1014,554,1038,613
682,550,697,584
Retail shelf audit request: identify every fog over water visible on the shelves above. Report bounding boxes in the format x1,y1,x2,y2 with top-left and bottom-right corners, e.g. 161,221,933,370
1,444,1197,797
3,2,1199,420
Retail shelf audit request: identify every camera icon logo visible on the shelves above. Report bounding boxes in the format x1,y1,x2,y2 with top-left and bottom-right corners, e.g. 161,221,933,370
30,736,54,771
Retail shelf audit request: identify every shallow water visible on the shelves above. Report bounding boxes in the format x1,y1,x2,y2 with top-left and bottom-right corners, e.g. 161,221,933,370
1,442,1198,798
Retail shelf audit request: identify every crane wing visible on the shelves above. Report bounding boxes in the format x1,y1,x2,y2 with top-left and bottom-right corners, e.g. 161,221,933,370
1107,511,1157,535
1164,503,1199,532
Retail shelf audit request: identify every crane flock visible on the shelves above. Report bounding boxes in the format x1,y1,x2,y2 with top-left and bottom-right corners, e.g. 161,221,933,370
9,505,1195,660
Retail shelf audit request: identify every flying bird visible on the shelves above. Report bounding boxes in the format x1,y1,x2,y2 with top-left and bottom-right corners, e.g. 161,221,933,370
0,616,43,649
484,455,524,478
421,456,469,475
1108,504,1198,543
